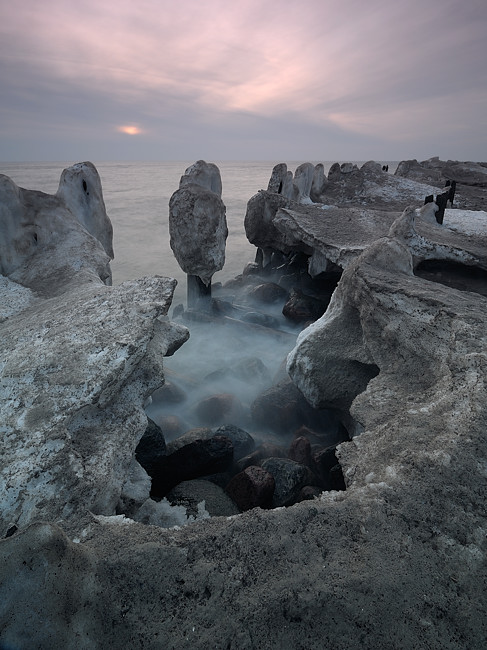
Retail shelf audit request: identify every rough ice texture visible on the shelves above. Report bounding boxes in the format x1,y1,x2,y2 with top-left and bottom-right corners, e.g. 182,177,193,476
169,181,228,285
246,189,486,276
1,166,487,649
0,275,188,532
2,217,486,646
0,163,189,534
178,159,223,197
0,163,113,296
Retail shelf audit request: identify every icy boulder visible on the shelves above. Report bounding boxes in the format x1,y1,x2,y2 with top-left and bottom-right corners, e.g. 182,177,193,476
0,163,190,535
0,275,189,535
169,161,228,287
0,162,113,296
178,159,223,197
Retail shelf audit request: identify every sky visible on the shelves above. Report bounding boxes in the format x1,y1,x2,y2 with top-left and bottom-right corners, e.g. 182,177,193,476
0,0,486,162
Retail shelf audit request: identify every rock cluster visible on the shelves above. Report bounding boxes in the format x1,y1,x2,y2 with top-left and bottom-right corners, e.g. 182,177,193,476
0,164,188,535
1,158,486,650
128,417,347,517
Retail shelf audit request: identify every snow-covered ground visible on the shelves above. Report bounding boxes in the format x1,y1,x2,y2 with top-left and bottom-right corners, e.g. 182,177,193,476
443,209,487,236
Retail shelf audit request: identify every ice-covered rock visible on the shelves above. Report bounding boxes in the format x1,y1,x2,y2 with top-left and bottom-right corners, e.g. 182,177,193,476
0,162,189,535
0,276,188,534
292,162,314,204
0,162,113,296
178,159,223,197
287,204,487,430
169,161,228,287
396,157,487,188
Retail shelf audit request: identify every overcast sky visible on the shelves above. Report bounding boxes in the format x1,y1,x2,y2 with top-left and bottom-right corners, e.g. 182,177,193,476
1,0,486,162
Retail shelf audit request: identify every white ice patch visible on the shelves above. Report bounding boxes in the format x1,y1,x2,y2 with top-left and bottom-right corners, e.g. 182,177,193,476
443,209,487,236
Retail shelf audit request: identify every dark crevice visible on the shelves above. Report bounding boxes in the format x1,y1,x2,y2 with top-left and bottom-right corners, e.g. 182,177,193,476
414,260,487,297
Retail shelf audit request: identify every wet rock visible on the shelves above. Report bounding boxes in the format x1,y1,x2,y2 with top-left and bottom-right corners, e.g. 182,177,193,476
191,393,245,427
151,435,234,498
213,425,256,460
251,377,338,436
135,418,167,476
282,287,329,324
288,436,312,468
235,443,288,473
261,458,316,507
205,357,271,388
167,425,255,461
166,427,214,454
247,282,288,304
150,381,187,404
167,479,240,517
225,466,275,511
251,379,304,434
157,415,186,439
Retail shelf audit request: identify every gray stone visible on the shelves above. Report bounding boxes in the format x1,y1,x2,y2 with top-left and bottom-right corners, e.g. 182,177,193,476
169,179,228,286
178,159,223,197
261,457,316,507
167,479,240,517
0,276,188,533
0,164,113,296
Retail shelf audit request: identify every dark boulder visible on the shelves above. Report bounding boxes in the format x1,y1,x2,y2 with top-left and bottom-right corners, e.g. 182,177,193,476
261,457,316,507
235,443,288,473
151,435,234,498
191,393,245,426
225,466,275,511
247,282,288,304
167,479,240,517
135,418,167,477
282,288,329,324
288,436,312,468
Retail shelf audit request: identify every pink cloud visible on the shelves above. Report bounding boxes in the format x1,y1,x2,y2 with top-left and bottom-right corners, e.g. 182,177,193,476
1,0,486,150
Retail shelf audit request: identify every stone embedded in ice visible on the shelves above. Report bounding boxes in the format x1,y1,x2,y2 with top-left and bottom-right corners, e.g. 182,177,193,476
56,161,114,258
267,163,294,199
0,163,113,295
292,162,315,204
169,180,228,286
178,159,223,197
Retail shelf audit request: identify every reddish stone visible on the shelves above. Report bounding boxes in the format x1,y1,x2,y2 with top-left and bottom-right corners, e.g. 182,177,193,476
225,466,275,511
288,436,312,468
192,393,244,426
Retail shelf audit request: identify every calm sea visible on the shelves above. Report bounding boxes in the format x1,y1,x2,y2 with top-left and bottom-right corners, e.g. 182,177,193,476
0,160,398,305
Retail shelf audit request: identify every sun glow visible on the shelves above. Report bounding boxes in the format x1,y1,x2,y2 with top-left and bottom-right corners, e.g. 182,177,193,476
117,125,142,135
